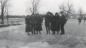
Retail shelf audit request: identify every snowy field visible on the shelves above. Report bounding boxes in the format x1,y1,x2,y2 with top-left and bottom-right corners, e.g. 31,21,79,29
0,19,86,48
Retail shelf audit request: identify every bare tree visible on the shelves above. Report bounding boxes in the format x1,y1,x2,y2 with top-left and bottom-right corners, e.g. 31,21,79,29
59,0,74,18
29,0,40,15
5,7,9,25
0,0,9,24
67,1,74,14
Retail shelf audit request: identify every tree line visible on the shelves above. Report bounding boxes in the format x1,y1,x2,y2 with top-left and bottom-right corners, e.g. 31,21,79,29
0,0,85,25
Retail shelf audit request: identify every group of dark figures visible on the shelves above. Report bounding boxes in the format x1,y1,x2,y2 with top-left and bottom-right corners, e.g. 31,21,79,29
78,17,86,24
25,11,68,35
78,17,82,24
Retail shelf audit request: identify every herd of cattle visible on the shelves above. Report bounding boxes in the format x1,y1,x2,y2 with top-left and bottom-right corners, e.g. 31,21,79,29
25,12,68,35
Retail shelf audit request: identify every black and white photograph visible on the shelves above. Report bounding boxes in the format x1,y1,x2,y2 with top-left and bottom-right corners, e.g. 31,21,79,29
0,0,86,48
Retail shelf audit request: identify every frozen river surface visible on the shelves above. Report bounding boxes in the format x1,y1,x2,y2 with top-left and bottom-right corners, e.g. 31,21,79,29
0,19,86,48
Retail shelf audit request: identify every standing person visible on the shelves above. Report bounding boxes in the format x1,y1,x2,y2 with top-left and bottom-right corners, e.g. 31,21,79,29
30,14,39,35
45,12,52,34
78,17,82,24
34,14,43,34
29,15,37,35
55,13,60,34
60,11,67,35
25,16,32,35
38,16,43,34
51,15,56,35
51,12,60,35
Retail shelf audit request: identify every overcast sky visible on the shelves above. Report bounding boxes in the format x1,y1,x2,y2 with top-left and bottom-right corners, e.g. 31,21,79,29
8,0,86,15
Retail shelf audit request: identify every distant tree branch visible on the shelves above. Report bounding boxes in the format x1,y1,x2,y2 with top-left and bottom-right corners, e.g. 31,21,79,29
59,0,74,18
0,0,9,24
27,0,40,15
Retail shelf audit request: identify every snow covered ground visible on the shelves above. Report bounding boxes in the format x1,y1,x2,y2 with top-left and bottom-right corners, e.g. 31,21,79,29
0,19,86,48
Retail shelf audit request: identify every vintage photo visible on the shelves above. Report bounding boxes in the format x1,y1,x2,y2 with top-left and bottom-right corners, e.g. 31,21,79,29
0,0,86,48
